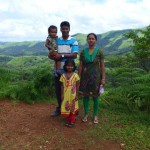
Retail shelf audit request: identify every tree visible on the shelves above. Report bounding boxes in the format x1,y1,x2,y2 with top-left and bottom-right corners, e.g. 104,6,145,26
124,25,150,72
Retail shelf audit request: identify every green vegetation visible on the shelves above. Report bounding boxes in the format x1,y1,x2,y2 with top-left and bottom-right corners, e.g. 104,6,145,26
124,25,150,72
0,56,55,103
73,33,87,45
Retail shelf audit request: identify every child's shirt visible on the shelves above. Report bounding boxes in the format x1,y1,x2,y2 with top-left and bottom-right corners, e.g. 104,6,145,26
46,35,58,51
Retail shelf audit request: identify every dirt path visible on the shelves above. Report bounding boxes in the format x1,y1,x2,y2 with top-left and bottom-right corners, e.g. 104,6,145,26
0,100,120,150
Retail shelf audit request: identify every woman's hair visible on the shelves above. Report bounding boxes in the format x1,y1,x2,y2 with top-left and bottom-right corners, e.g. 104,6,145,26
63,59,76,72
48,25,57,33
60,21,70,29
87,33,97,41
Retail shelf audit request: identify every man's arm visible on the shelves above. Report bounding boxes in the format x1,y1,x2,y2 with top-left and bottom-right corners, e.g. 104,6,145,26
54,52,77,60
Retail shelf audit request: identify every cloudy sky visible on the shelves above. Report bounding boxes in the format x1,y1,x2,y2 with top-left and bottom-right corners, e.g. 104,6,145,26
0,0,149,41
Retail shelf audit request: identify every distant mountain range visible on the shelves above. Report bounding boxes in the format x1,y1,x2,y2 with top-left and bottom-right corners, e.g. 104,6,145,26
0,27,142,57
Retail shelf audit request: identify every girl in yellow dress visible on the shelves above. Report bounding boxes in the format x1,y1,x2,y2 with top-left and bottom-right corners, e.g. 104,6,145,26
60,59,80,128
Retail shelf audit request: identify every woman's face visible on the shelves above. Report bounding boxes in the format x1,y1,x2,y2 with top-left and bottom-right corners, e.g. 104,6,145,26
87,34,96,47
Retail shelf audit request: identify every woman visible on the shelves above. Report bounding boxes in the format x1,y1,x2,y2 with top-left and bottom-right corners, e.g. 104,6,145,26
78,33,105,124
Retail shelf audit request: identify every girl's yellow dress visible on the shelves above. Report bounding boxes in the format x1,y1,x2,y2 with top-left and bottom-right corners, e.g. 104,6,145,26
60,73,80,116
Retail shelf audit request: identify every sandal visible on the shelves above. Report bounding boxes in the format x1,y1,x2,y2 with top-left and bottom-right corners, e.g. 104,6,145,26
68,122,75,128
93,116,99,124
82,115,88,122
65,121,70,127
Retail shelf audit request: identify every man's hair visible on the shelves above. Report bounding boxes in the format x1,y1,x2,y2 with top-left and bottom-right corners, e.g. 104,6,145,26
60,21,70,29
48,25,57,33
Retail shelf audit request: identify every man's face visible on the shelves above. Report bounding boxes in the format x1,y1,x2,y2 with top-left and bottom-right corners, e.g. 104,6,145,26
61,26,70,37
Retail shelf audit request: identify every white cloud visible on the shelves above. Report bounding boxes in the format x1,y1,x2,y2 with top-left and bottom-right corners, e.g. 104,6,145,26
0,0,149,41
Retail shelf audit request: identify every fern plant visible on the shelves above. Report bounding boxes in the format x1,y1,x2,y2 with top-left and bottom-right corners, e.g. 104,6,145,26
106,55,150,112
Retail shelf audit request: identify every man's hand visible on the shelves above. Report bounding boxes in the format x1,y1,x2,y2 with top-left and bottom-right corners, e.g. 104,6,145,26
53,53,62,60
48,52,57,60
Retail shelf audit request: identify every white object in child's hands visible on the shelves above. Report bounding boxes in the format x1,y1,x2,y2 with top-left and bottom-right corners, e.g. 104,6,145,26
99,84,104,94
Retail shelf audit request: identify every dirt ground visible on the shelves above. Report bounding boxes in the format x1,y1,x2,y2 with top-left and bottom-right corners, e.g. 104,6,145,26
0,100,121,150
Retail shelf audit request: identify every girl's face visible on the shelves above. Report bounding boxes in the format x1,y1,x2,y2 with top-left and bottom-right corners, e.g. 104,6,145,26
66,62,74,72
49,28,57,38
87,34,96,47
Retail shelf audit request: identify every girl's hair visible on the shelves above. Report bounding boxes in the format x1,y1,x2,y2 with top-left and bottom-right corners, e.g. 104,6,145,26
63,59,76,72
48,25,57,33
87,33,97,41
60,21,70,29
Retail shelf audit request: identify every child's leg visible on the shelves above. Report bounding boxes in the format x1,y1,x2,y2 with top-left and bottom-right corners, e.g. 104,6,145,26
82,97,89,122
70,112,75,123
93,96,100,116
56,61,61,70
66,113,75,122
66,113,75,127
66,113,71,122
83,96,89,115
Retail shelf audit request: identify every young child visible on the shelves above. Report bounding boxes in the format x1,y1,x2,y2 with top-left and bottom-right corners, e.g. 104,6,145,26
45,25,61,73
60,59,80,128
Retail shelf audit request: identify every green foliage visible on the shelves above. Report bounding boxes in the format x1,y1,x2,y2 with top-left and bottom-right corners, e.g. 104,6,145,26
106,55,150,112
124,25,150,72
0,56,55,103
73,33,87,45
33,65,55,98
0,68,19,99
4,82,35,102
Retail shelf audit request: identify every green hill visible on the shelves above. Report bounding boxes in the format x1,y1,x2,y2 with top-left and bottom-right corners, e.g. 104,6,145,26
0,27,144,57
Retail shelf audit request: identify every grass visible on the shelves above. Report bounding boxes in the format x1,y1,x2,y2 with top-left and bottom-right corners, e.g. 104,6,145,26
80,99,150,150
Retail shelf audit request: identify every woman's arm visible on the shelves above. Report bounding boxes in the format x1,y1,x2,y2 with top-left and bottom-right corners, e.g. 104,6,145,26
75,80,80,100
100,59,105,86
78,61,83,78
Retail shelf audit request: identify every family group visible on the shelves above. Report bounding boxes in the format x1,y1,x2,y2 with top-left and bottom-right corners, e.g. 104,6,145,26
45,21,105,128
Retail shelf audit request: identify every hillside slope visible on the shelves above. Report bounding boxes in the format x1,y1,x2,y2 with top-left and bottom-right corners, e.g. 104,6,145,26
0,27,141,57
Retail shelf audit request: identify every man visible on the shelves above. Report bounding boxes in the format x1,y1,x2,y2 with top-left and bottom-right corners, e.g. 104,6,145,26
51,21,79,116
